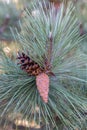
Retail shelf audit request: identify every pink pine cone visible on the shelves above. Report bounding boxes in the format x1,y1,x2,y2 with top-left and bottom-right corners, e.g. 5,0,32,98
36,73,49,103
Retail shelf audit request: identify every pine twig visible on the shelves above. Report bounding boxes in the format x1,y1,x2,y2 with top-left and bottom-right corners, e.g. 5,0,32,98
47,32,53,68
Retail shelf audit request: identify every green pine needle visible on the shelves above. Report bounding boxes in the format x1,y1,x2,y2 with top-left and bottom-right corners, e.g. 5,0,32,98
0,1,87,129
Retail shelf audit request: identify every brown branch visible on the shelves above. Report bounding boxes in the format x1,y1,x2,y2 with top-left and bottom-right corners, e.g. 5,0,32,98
79,23,85,36
0,15,10,34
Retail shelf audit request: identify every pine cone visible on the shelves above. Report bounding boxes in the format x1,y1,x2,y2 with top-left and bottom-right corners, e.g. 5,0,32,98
17,53,50,103
17,52,43,76
36,73,49,103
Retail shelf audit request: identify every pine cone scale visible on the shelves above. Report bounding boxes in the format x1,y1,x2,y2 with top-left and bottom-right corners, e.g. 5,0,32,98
17,52,43,76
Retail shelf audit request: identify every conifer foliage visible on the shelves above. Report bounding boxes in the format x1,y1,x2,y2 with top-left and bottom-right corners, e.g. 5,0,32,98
0,1,87,129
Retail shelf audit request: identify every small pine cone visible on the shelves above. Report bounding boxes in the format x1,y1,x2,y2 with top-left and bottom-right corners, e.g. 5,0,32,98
36,73,49,103
17,52,43,76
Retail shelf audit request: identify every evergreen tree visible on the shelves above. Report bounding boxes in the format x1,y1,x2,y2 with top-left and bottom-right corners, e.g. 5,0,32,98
0,1,87,130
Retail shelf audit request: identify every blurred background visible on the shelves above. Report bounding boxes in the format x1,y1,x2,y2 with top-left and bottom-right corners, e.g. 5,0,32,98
0,0,87,56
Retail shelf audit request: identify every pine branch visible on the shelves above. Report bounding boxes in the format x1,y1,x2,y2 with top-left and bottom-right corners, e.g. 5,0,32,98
0,1,87,129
